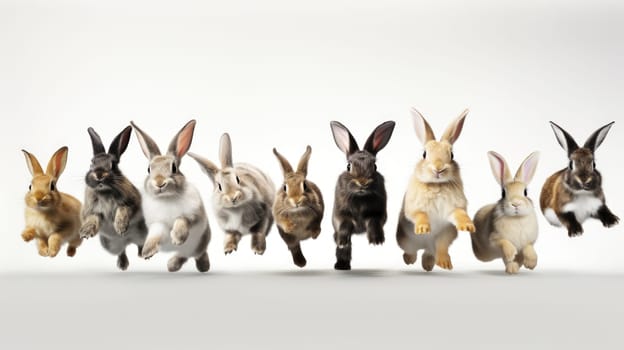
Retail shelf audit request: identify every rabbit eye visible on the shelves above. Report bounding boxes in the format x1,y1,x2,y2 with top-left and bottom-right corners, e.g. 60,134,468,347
568,161,573,170
501,189,506,198
451,152,454,160
171,163,177,174
147,166,151,174
524,189,528,197
283,184,287,192
347,163,352,172
28,184,32,191
374,164,377,171
50,181,56,191
218,183,223,192
423,151,427,159
592,161,596,169
303,182,308,191
236,176,241,185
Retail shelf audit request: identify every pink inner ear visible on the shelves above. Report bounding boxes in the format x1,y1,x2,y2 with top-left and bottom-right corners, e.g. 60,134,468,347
374,133,384,151
498,159,504,184
177,130,193,158
522,159,533,182
54,153,63,177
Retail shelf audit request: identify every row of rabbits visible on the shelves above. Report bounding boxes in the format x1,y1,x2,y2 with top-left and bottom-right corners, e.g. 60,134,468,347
21,109,619,274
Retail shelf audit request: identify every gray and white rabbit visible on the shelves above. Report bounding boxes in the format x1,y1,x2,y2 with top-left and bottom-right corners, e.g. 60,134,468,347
79,125,148,271
130,120,211,272
471,151,540,274
330,120,396,270
189,133,275,255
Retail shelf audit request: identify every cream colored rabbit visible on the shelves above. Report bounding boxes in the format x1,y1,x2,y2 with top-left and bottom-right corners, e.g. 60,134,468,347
471,151,540,274
396,108,474,272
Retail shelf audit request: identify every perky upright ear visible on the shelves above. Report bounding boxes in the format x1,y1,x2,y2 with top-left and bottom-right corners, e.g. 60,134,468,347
441,109,469,144
108,125,132,159
363,121,395,155
515,151,540,185
188,153,219,183
168,119,196,161
273,148,294,175
131,121,162,159
87,127,106,155
22,150,44,176
296,145,312,176
549,121,579,155
487,151,512,187
410,108,436,144
46,146,68,179
330,121,359,156
584,121,614,153
219,133,233,168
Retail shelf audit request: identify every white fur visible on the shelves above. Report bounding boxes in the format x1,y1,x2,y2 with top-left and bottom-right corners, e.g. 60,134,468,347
562,192,602,224
543,208,562,227
142,184,209,258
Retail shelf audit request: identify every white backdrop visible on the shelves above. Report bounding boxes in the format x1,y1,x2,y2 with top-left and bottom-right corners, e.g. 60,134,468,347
1,0,622,273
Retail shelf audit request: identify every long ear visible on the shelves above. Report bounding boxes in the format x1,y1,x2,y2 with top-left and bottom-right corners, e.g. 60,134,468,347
410,108,436,144
549,121,578,155
515,151,540,184
131,121,161,158
168,119,196,160
330,121,359,156
441,109,469,144
22,150,44,176
584,121,614,152
46,146,68,179
487,151,512,187
219,133,233,167
273,148,294,175
188,152,219,183
363,121,395,155
296,145,312,176
87,127,106,155
108,125,132,159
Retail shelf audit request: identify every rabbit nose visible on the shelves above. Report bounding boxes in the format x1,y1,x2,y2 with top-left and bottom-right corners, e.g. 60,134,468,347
356,179,372,188
511,203,520,208
231,191,241,203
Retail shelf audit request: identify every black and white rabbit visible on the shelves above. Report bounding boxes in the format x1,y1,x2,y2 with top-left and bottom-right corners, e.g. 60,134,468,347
329,120,395,270
131,120,211,272
79,126,148,271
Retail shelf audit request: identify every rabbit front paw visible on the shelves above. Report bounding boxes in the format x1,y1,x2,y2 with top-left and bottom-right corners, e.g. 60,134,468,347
141,237,160,259
79,221,98,239
21,228,36,242
170,219,189,246
414,223,431,235
114,210,129,236
505,262,520,274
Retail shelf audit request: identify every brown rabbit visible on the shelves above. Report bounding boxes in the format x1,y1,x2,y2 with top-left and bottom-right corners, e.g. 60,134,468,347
272,146,324,268
21,147,82,257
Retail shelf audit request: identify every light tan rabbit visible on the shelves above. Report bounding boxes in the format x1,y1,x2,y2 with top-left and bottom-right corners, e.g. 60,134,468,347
471,151,540,274
21,147,82,257
396,108,474,272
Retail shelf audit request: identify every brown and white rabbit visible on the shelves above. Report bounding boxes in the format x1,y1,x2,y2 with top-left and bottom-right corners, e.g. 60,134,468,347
540,121,619,237
79,126,148,271
272,146,324,268
330,120,395,270
189,133,275,255
396,108,474,272
471,151,540,274
131,120,211,272
21,147,82,257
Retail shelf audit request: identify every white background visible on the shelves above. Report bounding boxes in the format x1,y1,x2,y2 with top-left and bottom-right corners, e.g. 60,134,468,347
1,1,623,349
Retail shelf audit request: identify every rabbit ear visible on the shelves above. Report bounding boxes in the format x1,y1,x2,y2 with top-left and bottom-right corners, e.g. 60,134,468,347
108,125,132,159
549,121,578,155
296,145,312,176
22,150,44,176
410,108,436,144
363,121,395,155
441,109,469,144
219,133,233,167
273,148,294,175
487,151,512,187
131,121,161,158
330,121,359,156
188,152,219,183
46,146,68,179
87,127,106,155
584,121,614,152
168,119,196,160
515,151,540,184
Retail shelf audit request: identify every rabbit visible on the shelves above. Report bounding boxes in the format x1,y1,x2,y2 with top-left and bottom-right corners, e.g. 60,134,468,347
79,125,148,271
396,108,474,272
329,120,395,270
130,120,211,272
272,146,324,268
540,121,619,237
471,151,540,274
21,146,83,257
188,133,275,256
